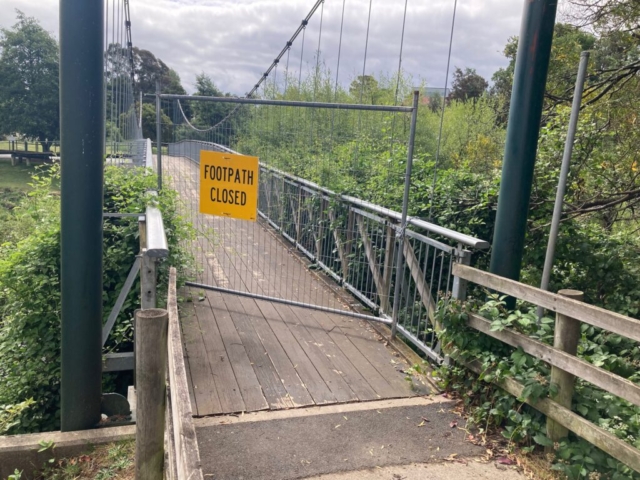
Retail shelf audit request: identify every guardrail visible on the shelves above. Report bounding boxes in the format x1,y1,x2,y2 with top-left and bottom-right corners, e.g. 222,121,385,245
258,164,488,361
164,268,204,480
167,140,488,362
102,194,169,372
0,140,61,154
451,264,640,474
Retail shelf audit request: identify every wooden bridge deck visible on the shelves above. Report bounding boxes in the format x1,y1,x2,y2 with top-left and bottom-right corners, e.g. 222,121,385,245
163,155,416,417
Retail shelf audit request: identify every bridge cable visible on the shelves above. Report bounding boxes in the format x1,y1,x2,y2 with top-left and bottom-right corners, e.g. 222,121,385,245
329,0,347,150
353,0,374,169
429,0,458,222
190,0,324,132
298,26,306,91
389,0,410,160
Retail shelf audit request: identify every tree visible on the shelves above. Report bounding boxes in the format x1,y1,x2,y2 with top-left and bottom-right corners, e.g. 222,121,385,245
349,75,388,104
132,47,190,118
190,73,235,126
448,67,488,102
0,11,59,149
140,103,171,141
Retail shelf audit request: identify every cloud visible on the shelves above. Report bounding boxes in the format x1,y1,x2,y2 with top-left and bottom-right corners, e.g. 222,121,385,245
0,0,523,94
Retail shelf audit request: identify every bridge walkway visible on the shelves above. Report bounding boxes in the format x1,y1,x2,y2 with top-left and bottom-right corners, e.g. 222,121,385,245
163,155,418,417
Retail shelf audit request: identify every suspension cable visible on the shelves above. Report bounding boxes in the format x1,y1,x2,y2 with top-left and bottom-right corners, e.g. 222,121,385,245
389,0,410,156
359,0,374,103
298,26,306,91
199,0,324,131
284,46,291,94
429,0,458,221
313,0,325,101
176,100,219,132
333,0,347,100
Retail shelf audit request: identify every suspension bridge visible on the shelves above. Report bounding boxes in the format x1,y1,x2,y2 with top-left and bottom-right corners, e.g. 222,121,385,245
33,0,640,478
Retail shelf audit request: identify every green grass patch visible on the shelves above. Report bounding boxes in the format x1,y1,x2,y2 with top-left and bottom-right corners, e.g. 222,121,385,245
0,160,38,191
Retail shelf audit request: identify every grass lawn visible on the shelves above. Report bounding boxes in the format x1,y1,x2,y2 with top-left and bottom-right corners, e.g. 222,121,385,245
0,159,38,191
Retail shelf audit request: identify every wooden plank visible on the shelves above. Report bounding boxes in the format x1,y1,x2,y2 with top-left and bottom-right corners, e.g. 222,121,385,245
356,214,385,300
182,347,198,415
404,239,435,317
323,311,414,397
167,269,204,480
289,306,379,401
239,297,315,407
308,310,401,399
254,300,337,405
329,209,348,282
193,301,246,413
462,357,640,475
380,224,395,314
179,301,223,416
467,312,640,408
453,264,640,343
219,293,295,410
270,303,358,403
205,291,269,412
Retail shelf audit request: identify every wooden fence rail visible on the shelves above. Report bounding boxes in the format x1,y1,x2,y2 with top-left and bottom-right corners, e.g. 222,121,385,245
165,267,204,480
451,264,640,474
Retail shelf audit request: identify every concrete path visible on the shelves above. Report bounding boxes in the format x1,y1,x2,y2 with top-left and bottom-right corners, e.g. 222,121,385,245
308,462,524,479
194,397,524,480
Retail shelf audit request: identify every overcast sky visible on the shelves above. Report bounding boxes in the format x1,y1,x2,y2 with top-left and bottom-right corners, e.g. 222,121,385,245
1,0,543,95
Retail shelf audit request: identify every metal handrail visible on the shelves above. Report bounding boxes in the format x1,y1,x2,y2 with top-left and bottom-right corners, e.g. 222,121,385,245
166,140,489,249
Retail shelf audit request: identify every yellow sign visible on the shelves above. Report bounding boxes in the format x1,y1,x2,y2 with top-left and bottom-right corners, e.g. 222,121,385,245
199,151,259,221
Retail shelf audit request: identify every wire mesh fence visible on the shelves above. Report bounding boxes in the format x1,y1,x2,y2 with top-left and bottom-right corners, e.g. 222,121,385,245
157,94,488,361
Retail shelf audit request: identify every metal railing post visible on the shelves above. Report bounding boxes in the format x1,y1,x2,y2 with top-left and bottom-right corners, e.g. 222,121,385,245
390,90,420,339
537,52,590,321
156,80,162,189
452,247,472,302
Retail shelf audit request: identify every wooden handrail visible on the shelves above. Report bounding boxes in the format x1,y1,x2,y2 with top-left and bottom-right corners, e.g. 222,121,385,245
166,267,204,480
451,264,640,474
453,263,640,343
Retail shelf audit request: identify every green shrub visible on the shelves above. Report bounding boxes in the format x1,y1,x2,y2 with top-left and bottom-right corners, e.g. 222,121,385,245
438,296,640,479
0,164,192,434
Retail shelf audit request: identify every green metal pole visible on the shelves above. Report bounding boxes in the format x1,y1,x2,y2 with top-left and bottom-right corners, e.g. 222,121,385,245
60,0,104,431
489,0,558,282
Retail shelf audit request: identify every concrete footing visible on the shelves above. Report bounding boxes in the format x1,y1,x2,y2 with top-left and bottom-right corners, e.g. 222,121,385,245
0,425,135,479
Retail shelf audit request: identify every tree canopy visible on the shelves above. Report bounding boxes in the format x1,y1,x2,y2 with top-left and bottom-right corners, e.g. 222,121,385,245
448,67,488,102
0,11,59,144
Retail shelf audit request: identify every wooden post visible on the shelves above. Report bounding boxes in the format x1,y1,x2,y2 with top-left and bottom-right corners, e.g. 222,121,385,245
135,308,169,480
140,253,157,309
547,289,584,443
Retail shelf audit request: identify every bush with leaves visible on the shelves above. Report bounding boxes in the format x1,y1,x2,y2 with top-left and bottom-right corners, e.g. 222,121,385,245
437,295,640,479
0,164,193,434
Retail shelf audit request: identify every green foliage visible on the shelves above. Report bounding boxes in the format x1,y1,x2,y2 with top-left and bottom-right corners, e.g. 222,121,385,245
0,163,193,434
191,73,236,126
0,11,59,142
437,295,640,479
448,67,488,103
141,102,172,142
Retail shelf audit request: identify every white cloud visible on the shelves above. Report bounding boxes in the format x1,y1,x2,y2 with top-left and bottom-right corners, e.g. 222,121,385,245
0,0,524,94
